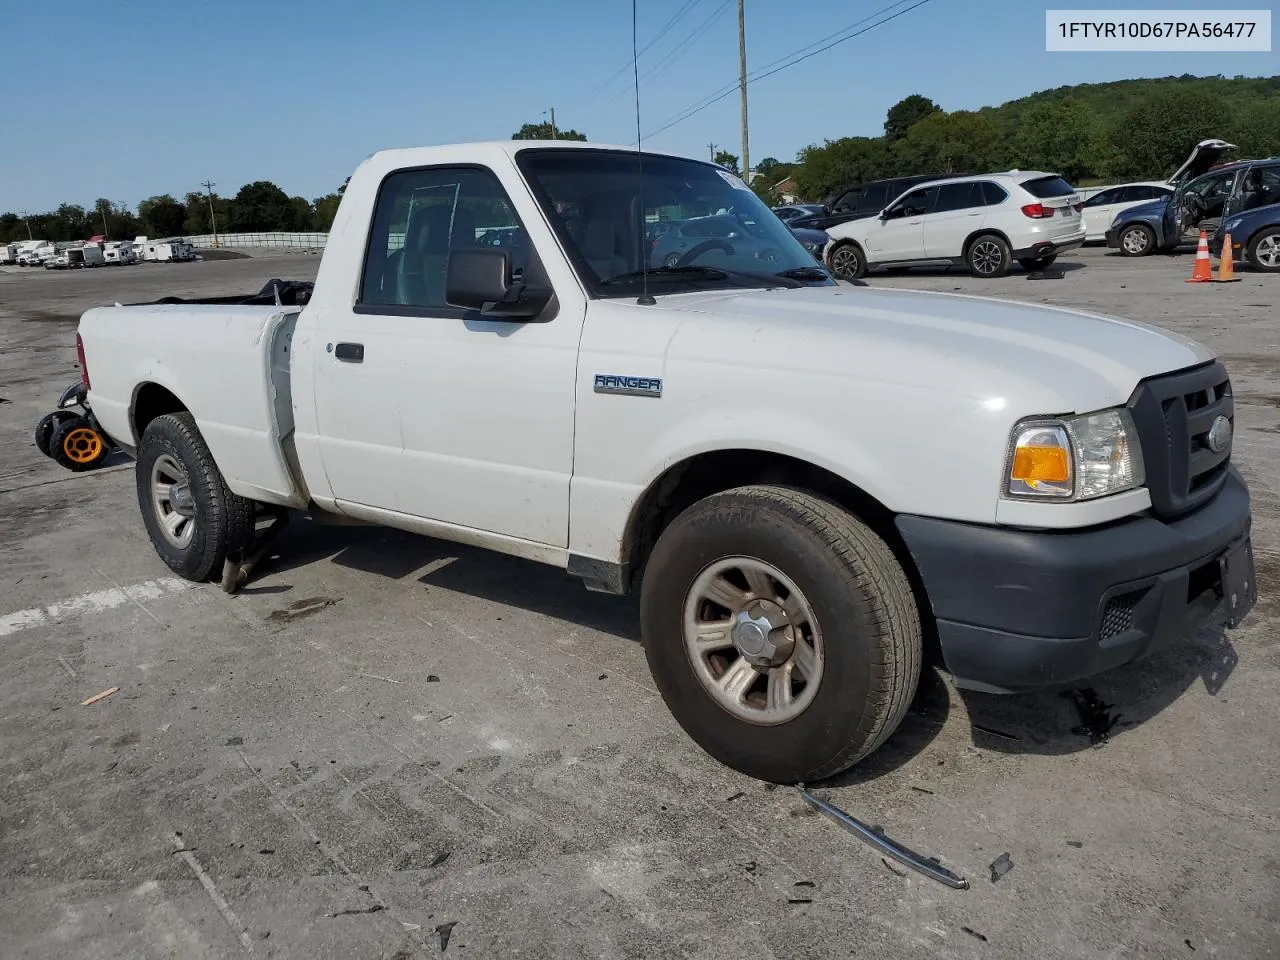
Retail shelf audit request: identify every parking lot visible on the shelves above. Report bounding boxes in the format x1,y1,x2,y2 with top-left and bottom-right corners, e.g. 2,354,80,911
1,247,1277,959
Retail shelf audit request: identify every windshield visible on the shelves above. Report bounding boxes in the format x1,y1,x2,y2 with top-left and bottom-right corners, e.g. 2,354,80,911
516,148,833,296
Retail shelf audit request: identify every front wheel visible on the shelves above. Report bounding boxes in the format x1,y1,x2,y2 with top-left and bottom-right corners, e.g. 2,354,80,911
966,234,1010,277
827,242,867,280
1246,227,1280,272
135,412,255,581
639,485,922,783
1117,223,1155,257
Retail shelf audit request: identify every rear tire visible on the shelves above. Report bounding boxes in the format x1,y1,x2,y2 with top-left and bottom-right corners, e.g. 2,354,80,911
1117,223,1155,257
1246,227,1280,273
135,412,254,582
966,234,1010,277
639,485,922,783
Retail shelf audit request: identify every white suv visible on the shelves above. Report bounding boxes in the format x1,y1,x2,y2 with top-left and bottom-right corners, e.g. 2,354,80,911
824,171,1085,279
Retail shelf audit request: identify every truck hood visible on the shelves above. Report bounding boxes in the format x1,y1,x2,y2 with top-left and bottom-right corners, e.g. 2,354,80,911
653,284,1215,415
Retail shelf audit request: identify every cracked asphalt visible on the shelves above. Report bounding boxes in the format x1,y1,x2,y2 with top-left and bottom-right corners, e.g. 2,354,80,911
1,247,1277,959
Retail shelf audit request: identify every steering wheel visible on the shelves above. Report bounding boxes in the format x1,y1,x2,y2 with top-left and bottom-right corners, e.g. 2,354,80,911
676,239,735,266
1183,192,1208,219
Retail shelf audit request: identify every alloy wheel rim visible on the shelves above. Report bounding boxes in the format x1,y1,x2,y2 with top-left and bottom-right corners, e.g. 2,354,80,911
682,556,824,725
150,454,196,549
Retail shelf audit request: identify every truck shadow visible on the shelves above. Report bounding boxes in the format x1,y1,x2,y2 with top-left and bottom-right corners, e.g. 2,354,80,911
823,621,1240,787
256,516,1242,780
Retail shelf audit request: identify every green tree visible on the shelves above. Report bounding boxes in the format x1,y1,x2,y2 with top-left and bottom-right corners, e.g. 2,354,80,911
1107,90,1227,179
885,95,941,140
893,110,1009,176
511,122,588,140
793,137,892,202
713,151,740,174
1009,100,1101,182
137,195,186,237
228,181,297,231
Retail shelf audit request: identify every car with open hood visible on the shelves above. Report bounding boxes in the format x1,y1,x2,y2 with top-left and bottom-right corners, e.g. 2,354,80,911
1104,140,1280,256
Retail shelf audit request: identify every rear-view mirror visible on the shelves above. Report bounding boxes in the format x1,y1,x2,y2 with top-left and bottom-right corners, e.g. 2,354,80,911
446,249,552,321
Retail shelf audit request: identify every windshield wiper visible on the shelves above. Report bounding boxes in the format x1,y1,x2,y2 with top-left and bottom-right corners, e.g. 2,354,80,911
599,265,730,286
774,266,832,282
600,265,802,290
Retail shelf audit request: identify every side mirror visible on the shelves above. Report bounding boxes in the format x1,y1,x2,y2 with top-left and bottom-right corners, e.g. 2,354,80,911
445,249,551,320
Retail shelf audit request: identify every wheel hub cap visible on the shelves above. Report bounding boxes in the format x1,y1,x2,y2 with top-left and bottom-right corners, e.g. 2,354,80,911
169,482,195,517
731,599,795,667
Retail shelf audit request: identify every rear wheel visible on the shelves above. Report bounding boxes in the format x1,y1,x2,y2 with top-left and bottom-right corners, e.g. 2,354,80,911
639,485,922,783
135,412,254,582
1117,223,1155,257
827,242,867,280
1246,228,1280,272
966,234,1010,277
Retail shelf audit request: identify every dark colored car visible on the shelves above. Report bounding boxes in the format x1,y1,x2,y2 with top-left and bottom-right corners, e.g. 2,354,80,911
788,173,958,231
1213,200,1280,272
1106,140,1280,256
772,204,826,224
788,226,831,262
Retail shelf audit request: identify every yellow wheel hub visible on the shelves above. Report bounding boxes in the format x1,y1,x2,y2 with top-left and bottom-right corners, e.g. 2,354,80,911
63,427,104,463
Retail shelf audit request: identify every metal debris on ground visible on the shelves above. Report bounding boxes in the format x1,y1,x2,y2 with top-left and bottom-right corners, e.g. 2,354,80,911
961,926,989,942
989,852,1014,883
795,785,969,889
1026,268,1065,280
225,736,244,746
881,857,907,877
81,686,119,706
1066,840,1084,848
435,920,457,951
429,850,451,868
426,674,441,683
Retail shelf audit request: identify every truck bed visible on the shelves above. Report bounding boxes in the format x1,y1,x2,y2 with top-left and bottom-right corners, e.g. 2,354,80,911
79,300,306,508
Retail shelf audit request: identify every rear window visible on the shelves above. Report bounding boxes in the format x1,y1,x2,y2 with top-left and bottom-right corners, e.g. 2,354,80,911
1020,175,1075,198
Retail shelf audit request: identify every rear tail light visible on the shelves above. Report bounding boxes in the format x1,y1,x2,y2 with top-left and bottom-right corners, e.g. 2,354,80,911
1021,203,1053,219
75,332,89,388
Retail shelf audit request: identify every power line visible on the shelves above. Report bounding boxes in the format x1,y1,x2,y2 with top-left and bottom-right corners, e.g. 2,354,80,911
579,0,706,109
590,0,733,116
643,0,933,141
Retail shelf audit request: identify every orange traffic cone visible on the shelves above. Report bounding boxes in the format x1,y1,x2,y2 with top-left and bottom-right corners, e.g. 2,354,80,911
1186,231,1212,283
1213,232,1241,282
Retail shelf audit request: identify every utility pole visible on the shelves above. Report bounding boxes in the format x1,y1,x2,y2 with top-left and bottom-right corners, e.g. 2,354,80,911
738,0,750,183
99,201,110,240
201,180,219,248
21,211,32,240
550,106,557,139
708,142,717,161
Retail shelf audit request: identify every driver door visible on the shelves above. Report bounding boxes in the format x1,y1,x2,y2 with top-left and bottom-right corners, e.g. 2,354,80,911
864,185,937,262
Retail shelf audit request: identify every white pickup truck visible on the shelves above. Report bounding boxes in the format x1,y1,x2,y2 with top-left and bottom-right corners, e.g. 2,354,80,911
76,141,1256,783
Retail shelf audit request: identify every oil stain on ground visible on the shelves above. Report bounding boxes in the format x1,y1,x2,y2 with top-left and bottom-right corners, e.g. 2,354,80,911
267,596,341,623
1063,688,1124,745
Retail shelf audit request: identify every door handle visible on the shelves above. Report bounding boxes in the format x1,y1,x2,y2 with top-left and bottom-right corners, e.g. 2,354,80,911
909,219,922,225
967,211,982,216
334,342,364,363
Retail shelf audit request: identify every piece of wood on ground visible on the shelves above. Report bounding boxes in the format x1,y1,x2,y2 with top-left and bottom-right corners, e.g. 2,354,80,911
81,686,120,706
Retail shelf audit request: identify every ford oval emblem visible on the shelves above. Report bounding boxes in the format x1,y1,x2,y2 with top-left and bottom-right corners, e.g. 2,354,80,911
1207,415,1232,454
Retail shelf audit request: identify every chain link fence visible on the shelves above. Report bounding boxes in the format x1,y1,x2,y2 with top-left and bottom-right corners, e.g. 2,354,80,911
185,232,330,250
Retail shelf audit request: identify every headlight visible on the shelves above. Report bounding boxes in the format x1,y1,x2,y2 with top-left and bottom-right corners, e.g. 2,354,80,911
1004,408,1145,501
801,240,823,254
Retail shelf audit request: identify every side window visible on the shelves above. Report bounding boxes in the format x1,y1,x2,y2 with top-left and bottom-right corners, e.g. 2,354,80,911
933,182,980,213
359,165,528,311
833,188,862,213
890,185,938,217
979,181,1008,206
858,183,889,213
1085,187,1123,207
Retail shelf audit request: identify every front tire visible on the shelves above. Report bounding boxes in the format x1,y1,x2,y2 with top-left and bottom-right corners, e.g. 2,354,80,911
1246,227,1280,273
639,485,922,783
35,410,79,457
1117,223,1155,257
135,412,254,582
966,234,1010,277
827,242,867,280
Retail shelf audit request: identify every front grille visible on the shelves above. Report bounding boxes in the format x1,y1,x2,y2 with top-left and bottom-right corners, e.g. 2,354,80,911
1099,596,1135,640
1127,361,1233,519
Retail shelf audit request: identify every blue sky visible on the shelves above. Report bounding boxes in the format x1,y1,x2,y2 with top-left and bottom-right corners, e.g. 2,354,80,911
1,0,1274,211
